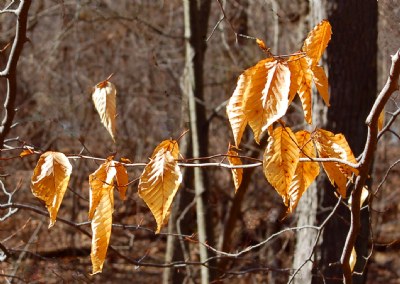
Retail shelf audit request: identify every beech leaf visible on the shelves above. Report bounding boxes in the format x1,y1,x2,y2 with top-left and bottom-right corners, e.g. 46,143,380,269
242,58,275,143
227,147,243,193
115,162,129,200
294,56,313,123
350,247,357,272
287,55,301,103
313,129,358,197
92,80,117,141
260,60,291,132
302,20,332,65
31,151,72,228
287,130,320,213
20,148,34,158
311,64,330,106
88,159,117,274
263,127,299,206
227,71,249,147
378,110,385,132
138,140,182,233
243,59,291,143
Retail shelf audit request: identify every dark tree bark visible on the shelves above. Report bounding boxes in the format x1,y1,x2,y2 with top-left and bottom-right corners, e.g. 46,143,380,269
310,1,377,283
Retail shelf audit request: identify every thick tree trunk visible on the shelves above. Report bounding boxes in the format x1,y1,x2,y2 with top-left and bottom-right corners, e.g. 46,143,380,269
293,1,377,283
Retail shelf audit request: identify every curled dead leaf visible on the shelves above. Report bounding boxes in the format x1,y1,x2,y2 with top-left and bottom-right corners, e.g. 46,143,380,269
92,80,117,141
31,151,72,228
227,146,243,193
313,129,358,197
138,140,182,233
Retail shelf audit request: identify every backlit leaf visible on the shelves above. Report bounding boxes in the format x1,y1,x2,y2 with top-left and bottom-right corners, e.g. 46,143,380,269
243,59,291,143
295,56,313,123
20,148,34,158
263,127,299,205
311,64,330,106
92,80,117,141
115,162,129,200
227,72,249,147
378,110,385,132
227,147,243,193
302,20,332,65
242,58,274,143
138,140,182,233
88,159,116,220
287,55,301,103
348,186,369,208
313,129,358,197
261,61,291,133
31,152,72,228
287,130,319,213
256,38,268,51
350,247,357,272
88,159,116,274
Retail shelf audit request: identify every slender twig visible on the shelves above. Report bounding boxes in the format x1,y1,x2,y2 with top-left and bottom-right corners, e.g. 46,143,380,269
0,0,31,148
377,108,400,140
374,158,400,195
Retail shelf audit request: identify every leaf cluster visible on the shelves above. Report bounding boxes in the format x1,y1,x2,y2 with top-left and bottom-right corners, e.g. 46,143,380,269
26,20,361,274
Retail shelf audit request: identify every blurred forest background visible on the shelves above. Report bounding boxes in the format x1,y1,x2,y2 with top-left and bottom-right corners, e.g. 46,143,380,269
0,0,399,283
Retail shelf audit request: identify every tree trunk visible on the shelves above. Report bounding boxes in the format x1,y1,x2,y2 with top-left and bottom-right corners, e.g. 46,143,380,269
182,1,213,283
293,1,377,283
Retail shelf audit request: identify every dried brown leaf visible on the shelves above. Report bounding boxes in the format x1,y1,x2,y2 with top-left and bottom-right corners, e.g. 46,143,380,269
287,130,319,213
88,159,117,274
31,152,72,228
138,140,182,233
115,162,129,200
313,129,358,197
227,147,243,193
302,20,332,65
92,80,117,141
263,127,299,206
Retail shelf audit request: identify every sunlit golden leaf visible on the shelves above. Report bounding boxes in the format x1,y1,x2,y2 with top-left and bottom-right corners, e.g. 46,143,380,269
92,80,117,141
89,178,114,274
227,147,243,193
243,59,291,143
287,130,320,213
296,57,313,123
313,129,358,197
138,140,182,233
378,110,385,132
311,64,330,106
350,247,357,272
242,58,275,143
88,160,116,220
287,55,301,103
31,152,72,228
120,157,132,163
20,148,34,158
261,61,291,132
88,159,117,274
348,186,369,208
115,162,129,200
302,20,332,65
263,127,299,205
227,72,249,147
256,38,268,51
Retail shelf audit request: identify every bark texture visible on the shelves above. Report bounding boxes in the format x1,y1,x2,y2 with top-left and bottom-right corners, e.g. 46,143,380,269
312,1,377,283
